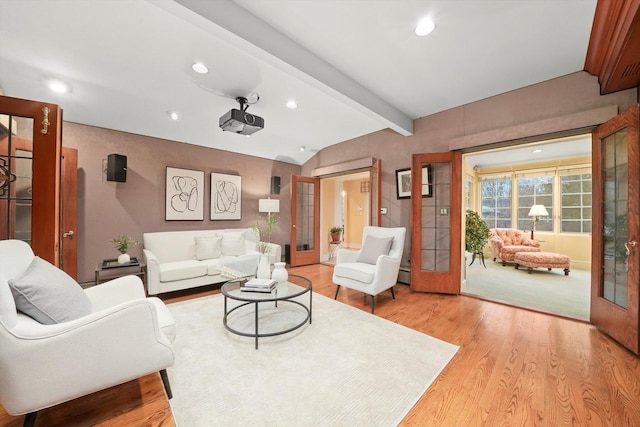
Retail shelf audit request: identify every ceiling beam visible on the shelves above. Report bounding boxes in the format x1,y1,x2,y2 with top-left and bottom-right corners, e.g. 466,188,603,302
174,0,414,136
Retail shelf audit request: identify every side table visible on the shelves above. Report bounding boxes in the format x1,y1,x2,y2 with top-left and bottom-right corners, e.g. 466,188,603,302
95,257,147,288
328,240,342,259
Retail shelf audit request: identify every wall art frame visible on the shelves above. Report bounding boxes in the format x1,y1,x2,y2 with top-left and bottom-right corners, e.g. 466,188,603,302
395,165,433,199
210,172,242,220
165,167,205,220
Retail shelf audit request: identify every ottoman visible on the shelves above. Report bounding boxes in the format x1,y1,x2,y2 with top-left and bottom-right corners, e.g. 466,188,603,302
514,251,571,275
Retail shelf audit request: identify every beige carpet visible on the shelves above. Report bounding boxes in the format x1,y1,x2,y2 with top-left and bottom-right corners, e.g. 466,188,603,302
166,289,458,426
463,258,591,319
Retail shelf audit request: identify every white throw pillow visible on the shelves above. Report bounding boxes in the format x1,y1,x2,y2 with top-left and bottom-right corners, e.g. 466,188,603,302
8,257,92,324
221,231,246,256
195,236,222,260
357,235,394,265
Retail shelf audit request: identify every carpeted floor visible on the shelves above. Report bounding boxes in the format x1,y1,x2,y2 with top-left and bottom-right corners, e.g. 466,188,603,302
166,289,458,426
463,257,591,320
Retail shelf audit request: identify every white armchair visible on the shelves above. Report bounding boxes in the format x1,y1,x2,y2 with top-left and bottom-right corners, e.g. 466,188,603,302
0,240,175,427
332,226,406,314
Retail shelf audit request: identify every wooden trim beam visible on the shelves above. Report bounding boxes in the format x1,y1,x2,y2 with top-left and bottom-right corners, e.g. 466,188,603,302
585,0,640,94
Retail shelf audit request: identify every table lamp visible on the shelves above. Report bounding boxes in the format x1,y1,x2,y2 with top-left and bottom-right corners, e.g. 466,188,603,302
528,204,548,239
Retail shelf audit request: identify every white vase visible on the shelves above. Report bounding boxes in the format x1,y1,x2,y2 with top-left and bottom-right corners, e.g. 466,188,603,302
117,253,130,264
271,262,288,283
256,254,271,279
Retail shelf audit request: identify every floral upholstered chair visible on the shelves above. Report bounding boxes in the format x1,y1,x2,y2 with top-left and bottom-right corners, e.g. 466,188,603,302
489,228,541,266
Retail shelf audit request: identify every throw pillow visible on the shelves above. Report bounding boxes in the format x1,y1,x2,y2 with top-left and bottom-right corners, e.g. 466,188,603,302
221,231,246,256
357,235,394,265
8,257,92,324
195,235,222,260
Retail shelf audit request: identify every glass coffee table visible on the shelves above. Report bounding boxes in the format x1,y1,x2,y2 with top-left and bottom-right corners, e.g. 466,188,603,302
221,274,312,349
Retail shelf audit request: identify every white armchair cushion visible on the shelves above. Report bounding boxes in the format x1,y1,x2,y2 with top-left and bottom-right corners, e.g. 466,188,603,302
334,262,376,284
194,235,222,260
357,235,393,265
8,257,92,324
221,231,245,256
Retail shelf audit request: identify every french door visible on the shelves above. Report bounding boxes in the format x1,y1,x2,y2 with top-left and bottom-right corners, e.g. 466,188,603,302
290,175,320,267
0,95,62,266
410,152,462,294
591,104,640,355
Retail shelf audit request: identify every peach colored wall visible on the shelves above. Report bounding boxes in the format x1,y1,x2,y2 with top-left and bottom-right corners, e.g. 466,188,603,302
62,123,300,283
301,72,637,266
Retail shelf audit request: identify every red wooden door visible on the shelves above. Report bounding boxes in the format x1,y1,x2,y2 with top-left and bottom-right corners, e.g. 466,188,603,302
591,104,640,355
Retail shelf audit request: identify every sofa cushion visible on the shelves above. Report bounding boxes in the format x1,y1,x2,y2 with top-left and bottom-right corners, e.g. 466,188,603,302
334,262,376,284
199,258,221,276
8,257,92,324
195,235,222,260
357,235,393,265
221,231,245,256
159,260,207,282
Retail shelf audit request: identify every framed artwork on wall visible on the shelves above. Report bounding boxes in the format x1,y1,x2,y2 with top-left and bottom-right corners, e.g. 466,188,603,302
165,167,205,220
395,165,432,199
211,172,241,220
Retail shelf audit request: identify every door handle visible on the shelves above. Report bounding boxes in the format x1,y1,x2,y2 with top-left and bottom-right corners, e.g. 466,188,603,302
624,240,637,256
63,230,74,238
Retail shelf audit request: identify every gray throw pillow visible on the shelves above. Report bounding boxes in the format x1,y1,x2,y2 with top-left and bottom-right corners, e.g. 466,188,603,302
357,235,394,265
8,256,92,324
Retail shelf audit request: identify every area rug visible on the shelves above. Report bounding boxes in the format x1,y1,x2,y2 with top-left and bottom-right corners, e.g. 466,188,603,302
166,290,458,426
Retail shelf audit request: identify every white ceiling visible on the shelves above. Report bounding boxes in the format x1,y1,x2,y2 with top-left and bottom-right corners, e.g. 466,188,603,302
0,0,597,165
465,134,592,168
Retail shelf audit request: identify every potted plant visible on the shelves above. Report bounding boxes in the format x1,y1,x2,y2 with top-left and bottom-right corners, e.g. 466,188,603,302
254,212,279,254
110,235,141,264
330,226,343,242
465,210,489,267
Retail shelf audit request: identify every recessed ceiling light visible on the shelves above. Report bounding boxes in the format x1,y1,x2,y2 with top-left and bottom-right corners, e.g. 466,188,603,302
191,62,208,74
299,146,306,152
532,149,543,153
48,79,69,94
168,111,180,121
415,17,435,36
286,100,298,109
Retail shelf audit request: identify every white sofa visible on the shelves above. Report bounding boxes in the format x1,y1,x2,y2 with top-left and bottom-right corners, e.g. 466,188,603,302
143,228,281,295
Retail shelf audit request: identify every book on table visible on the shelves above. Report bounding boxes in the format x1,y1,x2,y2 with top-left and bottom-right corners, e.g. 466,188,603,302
240,278,277,292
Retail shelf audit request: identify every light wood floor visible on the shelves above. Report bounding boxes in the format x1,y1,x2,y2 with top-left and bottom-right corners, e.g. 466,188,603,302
2,263,640,426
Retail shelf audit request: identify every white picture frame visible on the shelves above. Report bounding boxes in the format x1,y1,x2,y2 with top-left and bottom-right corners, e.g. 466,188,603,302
165,167,205,220
210,172,241,220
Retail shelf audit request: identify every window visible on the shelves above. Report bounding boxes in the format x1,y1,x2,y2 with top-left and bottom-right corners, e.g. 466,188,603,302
481,179,512,228
517,176,553,232
561,173,592,233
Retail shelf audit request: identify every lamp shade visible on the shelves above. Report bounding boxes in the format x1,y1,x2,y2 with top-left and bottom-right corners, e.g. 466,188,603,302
528,204,548,217
259,198,280,213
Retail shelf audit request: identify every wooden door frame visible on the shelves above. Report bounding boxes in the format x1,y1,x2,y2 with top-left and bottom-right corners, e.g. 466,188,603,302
61,147,78,278
369,159,382,226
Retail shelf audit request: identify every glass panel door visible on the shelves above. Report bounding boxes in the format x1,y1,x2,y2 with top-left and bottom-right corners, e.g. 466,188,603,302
591,104,639,355
0,114,33,242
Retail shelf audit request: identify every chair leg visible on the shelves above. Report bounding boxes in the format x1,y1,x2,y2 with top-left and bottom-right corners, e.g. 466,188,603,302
370,295,375,314
160,369,173,400
23,411,37,427
390,286,395,300
334,285,341,300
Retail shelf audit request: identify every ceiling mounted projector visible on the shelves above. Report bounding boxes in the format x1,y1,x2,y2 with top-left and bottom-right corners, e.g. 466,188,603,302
219,96,264,135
